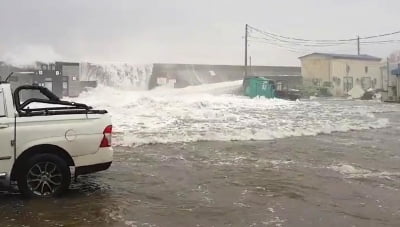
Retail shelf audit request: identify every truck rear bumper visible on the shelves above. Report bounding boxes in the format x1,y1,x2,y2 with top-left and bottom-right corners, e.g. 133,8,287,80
0,173,10,189
75,162,112,176
73,147,113,167
72,147,113,176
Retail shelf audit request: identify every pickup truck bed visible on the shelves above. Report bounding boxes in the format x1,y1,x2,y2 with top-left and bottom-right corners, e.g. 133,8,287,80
0,83,113,198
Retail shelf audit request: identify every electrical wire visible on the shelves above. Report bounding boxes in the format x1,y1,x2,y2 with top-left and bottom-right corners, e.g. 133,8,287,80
248,36,353,47
361,39,400,44
248,25,357,43
361,31,400,40
248,38,313,53
248,37,356,54
248,25,400,45
247,24,400,55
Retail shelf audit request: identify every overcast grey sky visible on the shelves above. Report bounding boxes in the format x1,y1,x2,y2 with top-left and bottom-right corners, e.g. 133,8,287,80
1,0,399,66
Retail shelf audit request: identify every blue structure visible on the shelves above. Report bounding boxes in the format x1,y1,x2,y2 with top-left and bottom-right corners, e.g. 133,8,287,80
392,67,400,76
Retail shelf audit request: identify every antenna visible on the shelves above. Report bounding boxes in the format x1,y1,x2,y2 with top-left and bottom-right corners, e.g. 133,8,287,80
4,72,14,82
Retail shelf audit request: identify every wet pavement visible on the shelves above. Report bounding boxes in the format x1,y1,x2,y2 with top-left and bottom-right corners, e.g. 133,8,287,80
1,112,400,226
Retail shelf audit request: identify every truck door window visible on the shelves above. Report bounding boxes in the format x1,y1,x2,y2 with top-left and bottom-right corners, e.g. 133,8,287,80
0,89,5,117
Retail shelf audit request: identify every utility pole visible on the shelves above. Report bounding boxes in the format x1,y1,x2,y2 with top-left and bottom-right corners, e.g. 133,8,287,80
387,58,390,92
357,36,360,55
244,24,248,78
249,56,252,76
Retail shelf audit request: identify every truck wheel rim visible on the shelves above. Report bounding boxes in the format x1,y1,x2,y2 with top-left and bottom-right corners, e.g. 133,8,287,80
27,162,63,196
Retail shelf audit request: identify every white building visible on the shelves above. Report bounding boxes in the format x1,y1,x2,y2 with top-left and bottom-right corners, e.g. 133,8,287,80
299,53,383,97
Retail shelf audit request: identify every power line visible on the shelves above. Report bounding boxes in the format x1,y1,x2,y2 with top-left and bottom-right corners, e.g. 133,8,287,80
249,25,400,43
248,36,352,47
248,37,356,54
248,38,314,53
361,39,400,44
247,24,400,55
248,25,356,43
361,30,400,40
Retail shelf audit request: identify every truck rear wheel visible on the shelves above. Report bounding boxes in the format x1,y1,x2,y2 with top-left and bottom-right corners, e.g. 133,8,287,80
17,154,71,198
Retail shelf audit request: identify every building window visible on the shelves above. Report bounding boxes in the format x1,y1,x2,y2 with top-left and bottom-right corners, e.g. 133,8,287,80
157,77,167,85
56,71,60,76
372,78,377,89
275,81,288,91
332,77,341,86
63,81,68,90
346,65,351,74
361,77,371,90
44,78,53,91
323,81,333,87
72,76,77,81
167,79,176,88
343,76,353,92
276,81,284,91
209,70,216,77
0,89,5,117
312,78,321,86
38,70,43,75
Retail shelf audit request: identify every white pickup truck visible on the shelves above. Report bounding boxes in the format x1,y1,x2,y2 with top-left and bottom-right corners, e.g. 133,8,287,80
0,80,113,198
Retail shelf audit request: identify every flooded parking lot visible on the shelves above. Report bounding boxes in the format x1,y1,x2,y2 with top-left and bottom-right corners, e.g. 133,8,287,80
1,111,400,226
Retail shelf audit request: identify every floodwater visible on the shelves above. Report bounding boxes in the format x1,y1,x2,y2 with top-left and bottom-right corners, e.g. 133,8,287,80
1,112,400,226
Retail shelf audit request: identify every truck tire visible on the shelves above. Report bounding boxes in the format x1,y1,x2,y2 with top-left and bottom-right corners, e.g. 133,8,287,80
17,153,71,198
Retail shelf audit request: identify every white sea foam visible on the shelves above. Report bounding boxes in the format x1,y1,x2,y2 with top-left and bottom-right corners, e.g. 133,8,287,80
80,63,153,90
328,163,400,180
73,81,398,146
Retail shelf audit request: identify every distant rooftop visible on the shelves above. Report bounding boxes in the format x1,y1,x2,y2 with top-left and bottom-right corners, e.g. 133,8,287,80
55,61,79,66
299,53,382,61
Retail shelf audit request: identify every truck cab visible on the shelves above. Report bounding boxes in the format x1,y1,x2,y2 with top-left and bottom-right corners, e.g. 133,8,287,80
0,82,113,198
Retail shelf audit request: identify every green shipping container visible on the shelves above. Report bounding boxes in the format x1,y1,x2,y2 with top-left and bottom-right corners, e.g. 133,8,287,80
243,77,276,98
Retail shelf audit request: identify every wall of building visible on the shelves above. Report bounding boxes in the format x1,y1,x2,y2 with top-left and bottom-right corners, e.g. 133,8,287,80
381,63,400,102
301,57,383,96
0,63,37,99
150,64,302,89
300,58,331,86
80,81,97,92
58,63,80,97
1,62,98,98
35,71,63,98
330,59,383,96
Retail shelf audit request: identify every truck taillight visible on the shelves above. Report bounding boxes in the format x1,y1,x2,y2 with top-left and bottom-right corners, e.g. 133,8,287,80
100,125,112,148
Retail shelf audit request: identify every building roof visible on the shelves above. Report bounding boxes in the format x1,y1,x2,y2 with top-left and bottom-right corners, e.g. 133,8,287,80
299,53,382,61
55,61,79,66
